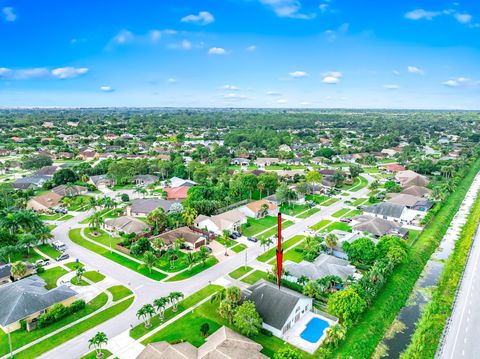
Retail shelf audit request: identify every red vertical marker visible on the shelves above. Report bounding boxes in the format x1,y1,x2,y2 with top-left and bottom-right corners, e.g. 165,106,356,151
276,212,283,289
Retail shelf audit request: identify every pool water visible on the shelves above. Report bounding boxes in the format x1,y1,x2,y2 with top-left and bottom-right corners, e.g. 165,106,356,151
300,317,330,343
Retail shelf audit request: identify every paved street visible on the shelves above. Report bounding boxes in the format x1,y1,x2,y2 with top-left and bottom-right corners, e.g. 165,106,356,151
439,226,480,359
35,175,373,359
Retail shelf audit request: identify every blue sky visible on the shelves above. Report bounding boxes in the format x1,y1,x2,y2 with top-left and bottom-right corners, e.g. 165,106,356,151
1,0,479,109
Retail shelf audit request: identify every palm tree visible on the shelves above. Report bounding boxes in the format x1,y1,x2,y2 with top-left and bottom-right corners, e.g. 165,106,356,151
153,297,168,320
36,224,53,244
325,324,346,348
88,332,108,358
19,233,38,256
11,261,27,280
168,292,184,312
324,233,338,255
88,212,104,236
75,266,86,285
198,246,209,266
257,182,265,199
137,304,155,328
259,237,273,252
185,252,196,270
152,237,166,253
182,207,198,226
140,251,157,274
62,197,73,208
146,208,168,234
221,230,230,256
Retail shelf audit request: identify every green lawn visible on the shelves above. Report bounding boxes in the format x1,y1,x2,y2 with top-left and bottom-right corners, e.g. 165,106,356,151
83,271,106,283
321,197,339,206
310,219,331,231
352,197,368,206
155,250,194,273
350,175,369,192
283,248,305,263
36,244,61,259
142,299,313,358
280,203,310,216
108,285,133,302
80,349,112,359
38,267,68,289
68,195,93,211
341,176,360,190
242,270,269,284
228,266,254,279
256,220,294,241
343,209,363,218
407,229,421,245
332,208,350,218
9,250,45,264
230,243,247,253
257,235,305,262
84,228,122,247
15,297,134,359
296,207,320,219
69,229,167,281
65,261,84,270
166,257,218,282
0,293,108,357
130,284,221,339
240,216,278,237
305,194,329,204
39,213,64,221
71,277,90,286
325,221,352,232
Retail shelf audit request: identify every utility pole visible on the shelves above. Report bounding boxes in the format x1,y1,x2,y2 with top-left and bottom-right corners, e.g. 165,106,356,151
8,331,13,358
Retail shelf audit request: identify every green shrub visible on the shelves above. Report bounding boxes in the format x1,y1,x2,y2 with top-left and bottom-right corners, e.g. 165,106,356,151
37,300,86,328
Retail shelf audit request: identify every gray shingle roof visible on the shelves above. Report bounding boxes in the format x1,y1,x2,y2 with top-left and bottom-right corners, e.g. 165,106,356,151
131,198,180,214
284,254,356,281
0,275,77,327
244,280,308,330
363,202,405,219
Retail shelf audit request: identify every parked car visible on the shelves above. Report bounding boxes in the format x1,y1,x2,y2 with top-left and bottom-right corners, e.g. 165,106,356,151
247,237,258,243
35,259,50,267
56,253,70,261
229,232,238,239
232,231,241,237
52,240,66,251
340,218,352,223
54,207,68,214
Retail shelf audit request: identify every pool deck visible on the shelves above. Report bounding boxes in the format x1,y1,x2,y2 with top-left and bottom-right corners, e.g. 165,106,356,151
282,312,337,354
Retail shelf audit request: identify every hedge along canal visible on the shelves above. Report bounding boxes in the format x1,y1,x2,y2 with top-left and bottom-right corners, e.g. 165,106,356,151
377,169,480,359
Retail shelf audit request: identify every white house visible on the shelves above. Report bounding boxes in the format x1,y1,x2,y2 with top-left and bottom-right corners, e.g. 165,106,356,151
194,209,247,235
238,199,279,219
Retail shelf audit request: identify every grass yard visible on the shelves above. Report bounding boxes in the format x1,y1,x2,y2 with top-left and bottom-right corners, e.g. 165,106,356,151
325,221,352,232
230,243,247,253
39,213,64,221
14,297,134,359
84,228,122,247
68,195,93,211
407,229,421,245
108,285,133,301
332,208,350,218
38,267,68,289
166,257,218,282
9,250,45,264
228,266,253,279
69,229,167,281
80,349,113,359
142,299,313,358
240,216,278,237
83,270,106,283
71,277,89,286
321,197,339,206
280,203,310,216
0,293,108,357
283,248,305,263
343,209,363,218
65,261,84,270
241,270,269,285
305,194,329,204
296,207,321,219
130,284,221,339
256,220,293,241
350,175,369,192
310,219,331,231
36,244,62,259
352,197,368,206
257,235,305,262
155,250,193,272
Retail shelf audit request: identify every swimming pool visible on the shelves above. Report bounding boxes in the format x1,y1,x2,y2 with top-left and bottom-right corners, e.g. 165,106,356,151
300,317,330,343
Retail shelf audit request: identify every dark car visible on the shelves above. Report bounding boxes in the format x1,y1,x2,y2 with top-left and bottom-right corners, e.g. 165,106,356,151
233,231,241,238
56,253,70,261
247,237,258,243
229,232,238,239
340,218,352,223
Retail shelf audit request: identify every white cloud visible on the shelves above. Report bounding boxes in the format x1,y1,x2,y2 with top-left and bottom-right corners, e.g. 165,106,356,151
455,13,472,24
0,68,12,77
277,99,288,104
15,68,50,79
111,30,134,45
2,7,16,22
100,86,114,92
393,70,400,75
300,101,311,106
51,67,89,79
167,78,177,84
208,47,226,55
149,30,162,42
223,85,240,91
181,40,192,50
259,0,315,19
246,45,257,52
322,71,342,84
443,77,476,87
319,4,329,13
181,11,214,25
223,93,246,100
289,70,308,78
383,84,400,90
267,91,282,96
405,9,441,20
408,66,424,75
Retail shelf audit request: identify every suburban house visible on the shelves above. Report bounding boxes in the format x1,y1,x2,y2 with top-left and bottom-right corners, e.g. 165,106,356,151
326,230,364,259
154,226,209,249
395,170,429,188
88,175,115,189
12,175,50,190
32,166,59,178
243,280,313,337
387,193,433,211
231,158,250,167
284,254,357,283
381,147,403,157
77,149,99,161
52,184,88,197
351,216,408,238
0,265,12,285
401,185,431,197
27,191,63,212
362,202,417,224
255,157,280,169
0,276,77,333
239,199,278,219
104,216,150,235
382,163,406,172
163,186,189,200
127,198,180,217
134,175,159,187
195,209,247,235
164,177,197,188
137,326,267,359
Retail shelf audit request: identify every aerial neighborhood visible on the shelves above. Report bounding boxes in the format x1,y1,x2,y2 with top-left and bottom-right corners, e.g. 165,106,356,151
0,109,479,359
